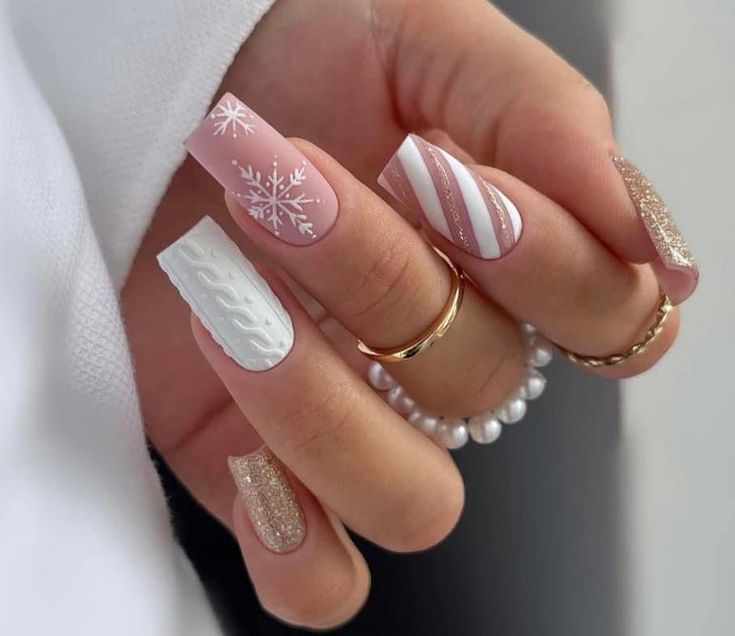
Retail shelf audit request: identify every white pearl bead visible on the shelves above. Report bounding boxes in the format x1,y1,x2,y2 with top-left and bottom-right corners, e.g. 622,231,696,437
497,397,527,424
408,410,440,436
435,419,469,450
468,413,502,444
387,386,416,415
527,334,554,368
520,369,546,400
521,323,537,338
367,362,396,391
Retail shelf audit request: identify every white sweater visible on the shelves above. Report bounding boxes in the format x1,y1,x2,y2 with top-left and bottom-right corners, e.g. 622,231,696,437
0,1,276,633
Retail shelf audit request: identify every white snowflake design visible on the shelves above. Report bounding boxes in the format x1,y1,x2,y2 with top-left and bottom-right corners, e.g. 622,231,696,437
233,158,320,238
210,98,255,138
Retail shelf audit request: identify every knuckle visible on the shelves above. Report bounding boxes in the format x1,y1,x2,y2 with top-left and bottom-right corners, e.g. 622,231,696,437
387,467,465,553
273,382,354,458
418,337,525,417
334,234,419,323
456,343,526,415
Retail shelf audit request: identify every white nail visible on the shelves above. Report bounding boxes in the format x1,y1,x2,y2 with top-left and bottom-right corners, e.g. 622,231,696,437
157,216,294,371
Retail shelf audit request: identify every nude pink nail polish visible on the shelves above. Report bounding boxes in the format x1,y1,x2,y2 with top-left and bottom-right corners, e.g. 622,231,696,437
185,93,338,245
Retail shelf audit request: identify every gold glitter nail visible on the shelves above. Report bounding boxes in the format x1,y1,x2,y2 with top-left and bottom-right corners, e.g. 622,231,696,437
612,155,697,272
228,449,305,553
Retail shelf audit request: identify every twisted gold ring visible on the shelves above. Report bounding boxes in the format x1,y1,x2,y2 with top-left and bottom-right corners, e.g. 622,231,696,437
555,292,674,368
357,249,465,363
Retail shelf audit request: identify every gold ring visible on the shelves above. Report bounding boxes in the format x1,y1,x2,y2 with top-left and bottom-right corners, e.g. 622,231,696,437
555,292,674,369
357,249,465,363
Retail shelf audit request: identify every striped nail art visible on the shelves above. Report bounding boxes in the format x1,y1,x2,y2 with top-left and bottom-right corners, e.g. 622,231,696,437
378,134,522,260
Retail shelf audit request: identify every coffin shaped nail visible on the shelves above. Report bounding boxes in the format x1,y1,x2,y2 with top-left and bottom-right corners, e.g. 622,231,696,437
157,216,294,371
612,155,698,303
378,134,522,259
185,93,338,245
229,448,305,553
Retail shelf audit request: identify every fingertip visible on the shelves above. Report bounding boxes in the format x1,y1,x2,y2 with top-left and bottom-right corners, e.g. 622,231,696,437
380,457,465,554
232,485,370,629
651,252,700,306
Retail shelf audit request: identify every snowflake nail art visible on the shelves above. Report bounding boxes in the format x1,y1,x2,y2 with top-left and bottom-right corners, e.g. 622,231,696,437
233,158,318,239
210,98,255,138
186,92,338,246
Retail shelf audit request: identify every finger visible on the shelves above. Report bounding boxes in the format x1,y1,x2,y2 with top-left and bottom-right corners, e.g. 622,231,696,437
229,448,370,629
144,362,369,628
157,216,464,552
159,411,369,629
375,0,698,303
378,133,678,378
186,92,525,418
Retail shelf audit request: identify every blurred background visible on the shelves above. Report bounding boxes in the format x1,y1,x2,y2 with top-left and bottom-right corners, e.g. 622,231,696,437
160,0,734,634
615,0,734,633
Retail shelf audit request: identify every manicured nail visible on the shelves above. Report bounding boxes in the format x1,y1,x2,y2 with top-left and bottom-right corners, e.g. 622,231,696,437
185,93,338,245
157,216,294,371
228,448,305,553
378,134,522,259
612,155,698,303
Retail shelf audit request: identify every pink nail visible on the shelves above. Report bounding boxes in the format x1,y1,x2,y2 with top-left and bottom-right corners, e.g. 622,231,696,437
185,93,338,245
378,134,522,260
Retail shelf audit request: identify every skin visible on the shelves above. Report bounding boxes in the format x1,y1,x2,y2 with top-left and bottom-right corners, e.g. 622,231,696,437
122,0,683,628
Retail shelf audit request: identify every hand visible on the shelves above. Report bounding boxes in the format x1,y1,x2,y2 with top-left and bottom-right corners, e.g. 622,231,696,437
123,0,695,628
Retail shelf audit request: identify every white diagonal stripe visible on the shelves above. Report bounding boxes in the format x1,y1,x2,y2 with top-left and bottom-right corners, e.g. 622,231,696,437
436,147,501,259
396,136,452,239
157,216,294,371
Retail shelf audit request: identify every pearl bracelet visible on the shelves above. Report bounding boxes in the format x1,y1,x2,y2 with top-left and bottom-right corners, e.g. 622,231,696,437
367,325,553,450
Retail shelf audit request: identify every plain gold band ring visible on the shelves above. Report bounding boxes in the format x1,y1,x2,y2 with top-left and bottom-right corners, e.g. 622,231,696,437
357,248,465,363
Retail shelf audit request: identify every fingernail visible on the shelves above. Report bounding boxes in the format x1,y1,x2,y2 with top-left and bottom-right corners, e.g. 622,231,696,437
157,216,294,371
378,134,522,259
185,93,338,245
228,448,306,553
612,155,699,303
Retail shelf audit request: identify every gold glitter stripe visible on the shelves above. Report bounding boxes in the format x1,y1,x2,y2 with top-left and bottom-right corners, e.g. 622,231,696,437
425,147,472,250
478,179,514,252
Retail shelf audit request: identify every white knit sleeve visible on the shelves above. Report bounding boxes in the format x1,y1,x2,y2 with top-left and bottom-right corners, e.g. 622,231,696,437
0,2,277,635
11,0,277,286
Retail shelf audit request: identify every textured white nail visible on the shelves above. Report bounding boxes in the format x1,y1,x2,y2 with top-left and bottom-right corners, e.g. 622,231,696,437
157,216,294,371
